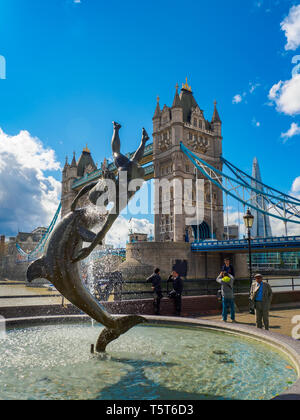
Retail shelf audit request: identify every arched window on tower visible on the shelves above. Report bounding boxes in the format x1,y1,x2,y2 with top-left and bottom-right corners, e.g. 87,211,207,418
192,221,211,242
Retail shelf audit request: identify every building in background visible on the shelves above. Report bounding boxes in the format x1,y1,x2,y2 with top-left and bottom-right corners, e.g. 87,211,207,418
251,157,272,238
153,80,224,243
61,145,97,218
0,228,46,281
129,233,148,243
224,225,239,240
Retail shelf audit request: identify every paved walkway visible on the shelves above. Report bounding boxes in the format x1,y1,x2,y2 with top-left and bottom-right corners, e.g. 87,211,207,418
201,308,300,338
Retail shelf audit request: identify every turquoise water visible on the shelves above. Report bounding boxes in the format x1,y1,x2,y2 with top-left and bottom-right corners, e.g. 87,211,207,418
0,324,297,400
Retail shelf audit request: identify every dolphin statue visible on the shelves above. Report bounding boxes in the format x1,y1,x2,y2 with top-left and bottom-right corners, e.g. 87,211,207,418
27,122,149,352
27,205,146,352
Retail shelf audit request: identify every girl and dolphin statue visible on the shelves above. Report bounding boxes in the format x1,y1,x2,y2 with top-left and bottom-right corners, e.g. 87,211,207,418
27,122,149,352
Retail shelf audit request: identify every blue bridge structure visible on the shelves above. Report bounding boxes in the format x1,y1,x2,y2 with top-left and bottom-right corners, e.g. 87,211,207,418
16,142,300,262
191,235,300,254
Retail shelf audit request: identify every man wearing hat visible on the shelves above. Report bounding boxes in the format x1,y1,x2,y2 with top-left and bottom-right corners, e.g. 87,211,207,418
250,274,273,330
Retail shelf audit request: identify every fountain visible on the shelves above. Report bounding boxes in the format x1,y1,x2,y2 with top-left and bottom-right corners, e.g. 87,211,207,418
4,121,297,400
0,318,299,400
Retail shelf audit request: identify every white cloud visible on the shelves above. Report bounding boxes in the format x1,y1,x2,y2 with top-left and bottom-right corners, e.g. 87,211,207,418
106,216,154,248
232,94,243,104
233,85,258,105
0,128,61,236
268,80,283,100
292,176,300,194
281,122,300,142
252,117,261,127
224,207,245,237
269,74,300,115
270,217,300,237
291,176,300,201
249,82,261,94
267,177,300,236
281,4,300,51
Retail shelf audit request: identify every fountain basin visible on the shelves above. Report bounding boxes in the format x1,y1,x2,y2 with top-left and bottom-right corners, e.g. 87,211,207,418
1,315,300,400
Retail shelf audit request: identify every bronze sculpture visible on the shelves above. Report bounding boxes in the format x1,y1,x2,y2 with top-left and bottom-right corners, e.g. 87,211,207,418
27,122,149,352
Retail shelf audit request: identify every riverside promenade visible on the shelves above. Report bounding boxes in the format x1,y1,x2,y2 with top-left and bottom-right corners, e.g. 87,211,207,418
0,281,299,339
0,281,63,307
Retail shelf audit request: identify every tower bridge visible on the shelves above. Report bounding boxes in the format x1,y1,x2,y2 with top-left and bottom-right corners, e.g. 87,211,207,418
14,80,300,280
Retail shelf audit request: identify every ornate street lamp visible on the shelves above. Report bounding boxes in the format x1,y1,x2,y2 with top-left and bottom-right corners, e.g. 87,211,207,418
243,208,254,287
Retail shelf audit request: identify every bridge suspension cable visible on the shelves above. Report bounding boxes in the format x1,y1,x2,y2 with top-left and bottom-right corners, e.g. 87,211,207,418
16,203,62,263
180,142,300,225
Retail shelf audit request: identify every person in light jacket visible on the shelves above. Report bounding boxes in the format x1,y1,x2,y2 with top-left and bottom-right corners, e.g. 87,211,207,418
250,274,273,330
216,272,236,323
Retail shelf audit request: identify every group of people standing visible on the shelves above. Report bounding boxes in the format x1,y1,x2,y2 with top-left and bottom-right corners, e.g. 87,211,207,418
146,268,183,316
217,258,273,330
146,258,273,331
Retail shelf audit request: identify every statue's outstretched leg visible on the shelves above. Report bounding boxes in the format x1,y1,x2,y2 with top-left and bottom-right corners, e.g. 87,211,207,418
112,121,122,157
111,122,130,170
132,128,150,163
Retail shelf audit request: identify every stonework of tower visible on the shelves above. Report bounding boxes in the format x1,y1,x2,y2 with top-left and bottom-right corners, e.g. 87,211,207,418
61,147,97,218
251,157,272,238
152,81,224,243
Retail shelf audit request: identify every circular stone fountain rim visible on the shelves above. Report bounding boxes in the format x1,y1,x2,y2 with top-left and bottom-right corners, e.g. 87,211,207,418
4,314,300,401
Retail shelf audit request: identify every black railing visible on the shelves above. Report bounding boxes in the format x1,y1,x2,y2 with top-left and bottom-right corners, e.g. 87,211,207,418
0,277,299,304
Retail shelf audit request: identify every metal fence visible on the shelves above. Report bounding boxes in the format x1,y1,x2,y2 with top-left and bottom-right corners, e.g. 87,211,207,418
1,277,299,305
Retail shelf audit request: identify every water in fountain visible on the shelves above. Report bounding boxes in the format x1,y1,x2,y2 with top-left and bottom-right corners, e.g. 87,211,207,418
0,322,297,400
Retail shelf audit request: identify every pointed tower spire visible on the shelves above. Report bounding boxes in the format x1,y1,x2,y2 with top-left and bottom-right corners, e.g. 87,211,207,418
83,144,90,153
153,96,161,118
71,151,77,167
212,100,221,123
63,156,69,175
182,77,192,92
172,83,182,108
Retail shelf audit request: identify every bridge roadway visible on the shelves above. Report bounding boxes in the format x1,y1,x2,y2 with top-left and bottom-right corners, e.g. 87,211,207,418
88,237,300,259
191,235,300,254
72,144,154,191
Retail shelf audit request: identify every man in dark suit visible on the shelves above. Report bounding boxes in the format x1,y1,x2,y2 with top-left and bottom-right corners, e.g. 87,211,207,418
167,269,184,316
146,268,163,315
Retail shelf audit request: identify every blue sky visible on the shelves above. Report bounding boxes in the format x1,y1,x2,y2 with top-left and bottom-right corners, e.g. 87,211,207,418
0,0,300,241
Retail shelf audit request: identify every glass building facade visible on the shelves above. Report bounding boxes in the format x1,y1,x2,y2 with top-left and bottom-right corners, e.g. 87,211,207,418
251,252,300,271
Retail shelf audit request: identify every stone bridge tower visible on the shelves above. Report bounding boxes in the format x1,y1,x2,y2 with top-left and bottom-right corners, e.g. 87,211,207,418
152,80,224,243
61,146,97,218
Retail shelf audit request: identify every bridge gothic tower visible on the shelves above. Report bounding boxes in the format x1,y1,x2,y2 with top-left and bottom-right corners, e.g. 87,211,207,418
152,80,224,243
61,146,97,218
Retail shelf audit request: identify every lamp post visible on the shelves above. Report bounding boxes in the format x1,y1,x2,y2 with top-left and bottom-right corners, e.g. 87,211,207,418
243,208,254,289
